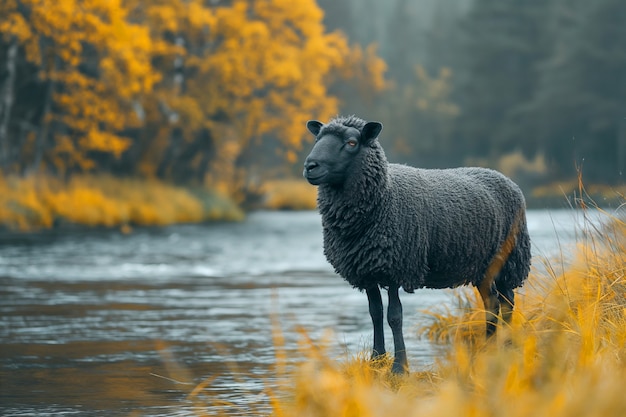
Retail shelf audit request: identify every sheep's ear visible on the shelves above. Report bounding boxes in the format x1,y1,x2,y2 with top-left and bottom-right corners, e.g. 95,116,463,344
361,121,383,144
306,120,323,136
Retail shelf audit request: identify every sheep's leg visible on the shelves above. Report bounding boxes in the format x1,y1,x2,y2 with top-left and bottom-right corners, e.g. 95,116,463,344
366,286,386,359
387,285,408,374
478,279,501,338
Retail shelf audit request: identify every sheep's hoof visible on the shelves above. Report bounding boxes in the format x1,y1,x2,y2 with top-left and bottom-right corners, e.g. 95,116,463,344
371,349,386,360
391,360,409,375
370,351,387,369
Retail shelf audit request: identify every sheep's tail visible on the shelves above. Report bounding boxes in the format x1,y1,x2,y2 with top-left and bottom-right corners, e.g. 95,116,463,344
481,207,532,292
478,207,531,336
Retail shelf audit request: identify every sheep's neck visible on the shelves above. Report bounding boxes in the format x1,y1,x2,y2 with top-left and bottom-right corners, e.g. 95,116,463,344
318,164,388,236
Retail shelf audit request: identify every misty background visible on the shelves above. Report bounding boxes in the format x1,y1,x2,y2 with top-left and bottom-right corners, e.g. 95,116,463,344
317,0,625,190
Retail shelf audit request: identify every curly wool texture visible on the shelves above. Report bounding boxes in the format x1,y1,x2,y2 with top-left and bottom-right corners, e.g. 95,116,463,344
316,116,531,293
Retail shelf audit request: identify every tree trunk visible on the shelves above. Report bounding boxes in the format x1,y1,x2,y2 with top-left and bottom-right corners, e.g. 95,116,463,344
157,35,186,180
156,127,183,179
0,39,19,172
196,129,214,183
173,36,185,94
30,77,54,175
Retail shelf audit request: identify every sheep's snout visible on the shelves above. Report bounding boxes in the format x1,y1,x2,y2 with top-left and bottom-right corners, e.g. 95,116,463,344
304,159,319,172
303,158,324,185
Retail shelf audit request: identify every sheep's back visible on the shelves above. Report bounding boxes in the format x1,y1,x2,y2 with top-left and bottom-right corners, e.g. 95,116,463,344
379,165,526,291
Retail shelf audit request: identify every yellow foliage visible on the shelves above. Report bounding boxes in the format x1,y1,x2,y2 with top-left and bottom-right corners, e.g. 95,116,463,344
80,130,131,158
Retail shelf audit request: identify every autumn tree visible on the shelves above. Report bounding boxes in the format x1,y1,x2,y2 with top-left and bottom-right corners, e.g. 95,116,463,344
0,0,387,199
0,0,159,175
131,0,386,195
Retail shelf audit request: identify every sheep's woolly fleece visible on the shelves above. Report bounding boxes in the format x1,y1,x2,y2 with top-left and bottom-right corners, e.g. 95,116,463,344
313,115,531,293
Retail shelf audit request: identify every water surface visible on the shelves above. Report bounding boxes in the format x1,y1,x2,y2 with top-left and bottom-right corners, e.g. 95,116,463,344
0,209,611,415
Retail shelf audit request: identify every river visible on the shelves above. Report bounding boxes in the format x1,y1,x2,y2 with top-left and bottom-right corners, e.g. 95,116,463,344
0,209,612,416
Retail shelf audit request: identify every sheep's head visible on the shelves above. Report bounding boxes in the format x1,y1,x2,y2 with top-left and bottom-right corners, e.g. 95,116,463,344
303,117,383,186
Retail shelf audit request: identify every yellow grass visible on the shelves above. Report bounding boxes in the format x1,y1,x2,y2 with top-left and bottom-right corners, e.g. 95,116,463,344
0,174,244,231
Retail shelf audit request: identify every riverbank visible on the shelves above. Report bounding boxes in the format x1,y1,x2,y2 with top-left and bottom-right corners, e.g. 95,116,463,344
0,175,244,232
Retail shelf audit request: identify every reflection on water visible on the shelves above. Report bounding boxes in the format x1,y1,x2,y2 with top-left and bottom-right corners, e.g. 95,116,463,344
0,209,611,415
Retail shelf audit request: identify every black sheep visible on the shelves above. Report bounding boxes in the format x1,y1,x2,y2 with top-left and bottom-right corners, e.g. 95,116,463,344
303,115,531,373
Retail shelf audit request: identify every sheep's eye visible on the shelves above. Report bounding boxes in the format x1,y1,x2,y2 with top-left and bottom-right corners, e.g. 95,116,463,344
346,139,358,147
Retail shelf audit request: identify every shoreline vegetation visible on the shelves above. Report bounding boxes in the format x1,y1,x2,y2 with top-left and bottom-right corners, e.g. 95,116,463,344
0,175,245,232
1,174,625,232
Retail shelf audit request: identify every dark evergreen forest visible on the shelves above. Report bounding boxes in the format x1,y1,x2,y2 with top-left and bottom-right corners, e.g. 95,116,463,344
320,0,626,186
